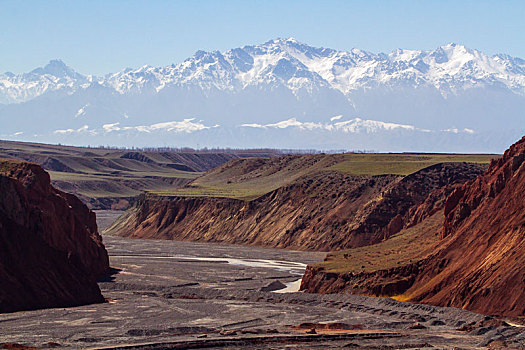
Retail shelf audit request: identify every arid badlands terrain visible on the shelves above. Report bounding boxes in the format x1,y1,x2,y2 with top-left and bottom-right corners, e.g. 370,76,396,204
1,138,524,349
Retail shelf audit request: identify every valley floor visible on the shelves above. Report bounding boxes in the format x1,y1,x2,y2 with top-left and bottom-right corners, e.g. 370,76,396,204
0,212,523,349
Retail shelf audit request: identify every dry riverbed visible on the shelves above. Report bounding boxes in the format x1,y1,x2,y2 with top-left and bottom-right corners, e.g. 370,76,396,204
0,211,524,349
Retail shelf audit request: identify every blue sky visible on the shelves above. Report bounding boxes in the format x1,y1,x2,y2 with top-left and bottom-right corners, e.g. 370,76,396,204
1,0,524,75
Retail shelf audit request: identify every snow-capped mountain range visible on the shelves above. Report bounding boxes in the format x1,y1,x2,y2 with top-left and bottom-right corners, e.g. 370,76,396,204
0,38,524,152
3,38,525,103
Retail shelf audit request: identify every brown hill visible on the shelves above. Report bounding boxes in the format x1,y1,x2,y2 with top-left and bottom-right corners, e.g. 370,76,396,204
0,140,252,209
302,136,525,317
107,156,486,251
0,159,109,313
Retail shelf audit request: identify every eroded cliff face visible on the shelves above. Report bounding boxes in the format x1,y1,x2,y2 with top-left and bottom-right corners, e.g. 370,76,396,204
405,136,525,316
372,162,487,241
108,162,485,252
299,209,445,296
0,159,109,313
107,172,397,250
302,136,525,317
301,263,422,297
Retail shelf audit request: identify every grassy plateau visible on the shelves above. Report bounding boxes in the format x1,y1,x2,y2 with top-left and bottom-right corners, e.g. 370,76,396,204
155,153,497,201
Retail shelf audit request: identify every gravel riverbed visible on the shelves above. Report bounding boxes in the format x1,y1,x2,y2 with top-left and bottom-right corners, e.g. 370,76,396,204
1,211,523,349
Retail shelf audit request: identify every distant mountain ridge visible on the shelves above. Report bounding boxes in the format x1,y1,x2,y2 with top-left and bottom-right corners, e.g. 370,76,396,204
0,38,524,152
3,39,525,103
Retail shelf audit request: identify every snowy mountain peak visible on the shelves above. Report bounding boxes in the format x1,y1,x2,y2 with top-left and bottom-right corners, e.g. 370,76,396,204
438,43,476,57
30,59,81,79
444,42,460,48
0,59,89,104
265,37,300,46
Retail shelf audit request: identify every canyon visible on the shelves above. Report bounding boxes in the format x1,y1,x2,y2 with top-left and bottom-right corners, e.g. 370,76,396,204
1,139,524,348
107,155,489,252
106,137,525,318
3,230,525,349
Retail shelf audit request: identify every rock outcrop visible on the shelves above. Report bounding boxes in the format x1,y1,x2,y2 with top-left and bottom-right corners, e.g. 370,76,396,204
108,162,485,251
0,159,109,313
405,136,525,316
299,210,445,296
365,162,487,242
302,136,525,317
301,262,423,297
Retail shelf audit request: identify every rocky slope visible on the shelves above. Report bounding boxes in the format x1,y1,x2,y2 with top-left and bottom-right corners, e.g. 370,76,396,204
0,159,109,312
300,211,445,296
406,135,525,316
107,159,485,252
302,136,525,317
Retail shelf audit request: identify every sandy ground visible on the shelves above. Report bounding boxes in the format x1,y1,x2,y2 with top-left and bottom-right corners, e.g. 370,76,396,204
0,211,524,349
94,210,126,231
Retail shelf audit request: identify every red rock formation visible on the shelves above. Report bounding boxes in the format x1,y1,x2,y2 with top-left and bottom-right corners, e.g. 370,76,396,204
376,162,487,240
405,136,525,316
303,261,427,297
0,159,109,312
302,136,525,317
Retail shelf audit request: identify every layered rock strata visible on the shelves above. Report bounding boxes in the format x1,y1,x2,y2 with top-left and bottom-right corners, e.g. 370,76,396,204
108,162,485,251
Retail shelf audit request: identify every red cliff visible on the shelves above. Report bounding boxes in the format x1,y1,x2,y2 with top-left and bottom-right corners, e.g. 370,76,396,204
405,136,525,316
302,136,525,317
0,159,109,313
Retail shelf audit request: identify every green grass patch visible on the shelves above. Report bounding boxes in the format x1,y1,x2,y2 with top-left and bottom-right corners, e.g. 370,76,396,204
325,153,496,176
152,181,276,201
152,185,258,201
315,211,444,273
157,153,497,199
